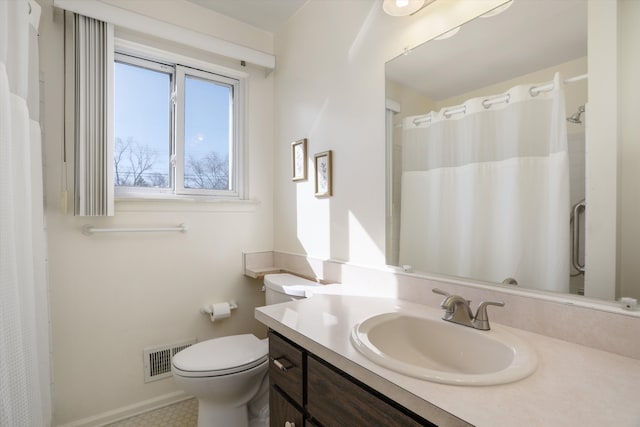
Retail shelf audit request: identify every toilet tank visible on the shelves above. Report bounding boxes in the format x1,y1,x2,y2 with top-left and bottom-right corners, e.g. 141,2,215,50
264,273,321,305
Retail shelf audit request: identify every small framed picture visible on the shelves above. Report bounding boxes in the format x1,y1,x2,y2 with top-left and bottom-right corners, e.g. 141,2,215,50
291,138,307,181
314,150,332,197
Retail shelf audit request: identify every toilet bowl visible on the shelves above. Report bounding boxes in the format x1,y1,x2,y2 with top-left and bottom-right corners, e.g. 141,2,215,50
171,273,321,427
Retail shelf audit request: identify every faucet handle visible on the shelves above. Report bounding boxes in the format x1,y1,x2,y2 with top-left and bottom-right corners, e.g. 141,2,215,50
432,288,452,307
432,288,450,297
473,300,505,330
433,288,471,306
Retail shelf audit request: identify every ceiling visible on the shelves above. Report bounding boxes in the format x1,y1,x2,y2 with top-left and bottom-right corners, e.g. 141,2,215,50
186,0,587,100
186,0,307,32
385,0,587,101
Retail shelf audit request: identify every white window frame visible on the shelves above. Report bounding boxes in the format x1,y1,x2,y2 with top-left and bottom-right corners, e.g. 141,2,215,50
113,40,247,200
174,66,241,197
114,53,175,197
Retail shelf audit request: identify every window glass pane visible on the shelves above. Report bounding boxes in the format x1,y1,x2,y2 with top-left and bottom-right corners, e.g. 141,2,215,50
114,62,171,188
183,75,232,190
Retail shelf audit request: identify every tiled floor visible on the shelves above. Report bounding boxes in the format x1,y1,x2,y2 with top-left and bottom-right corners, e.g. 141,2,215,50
105,398,197,427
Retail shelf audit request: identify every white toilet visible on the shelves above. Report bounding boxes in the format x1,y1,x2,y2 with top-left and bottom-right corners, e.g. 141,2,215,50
171,273,321,427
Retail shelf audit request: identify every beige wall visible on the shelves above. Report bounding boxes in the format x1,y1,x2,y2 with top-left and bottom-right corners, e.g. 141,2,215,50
385,79,437,124
100,0,274,54
618,0,640,300
37,0,275,424
272,0,505,266
586,0,618,300
581,0,640,302
436,56,588,137
384,80,436,266
273,0,637,302
41,0,638,424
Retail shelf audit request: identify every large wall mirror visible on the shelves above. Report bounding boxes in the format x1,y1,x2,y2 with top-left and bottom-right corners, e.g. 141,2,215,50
385,0,640,304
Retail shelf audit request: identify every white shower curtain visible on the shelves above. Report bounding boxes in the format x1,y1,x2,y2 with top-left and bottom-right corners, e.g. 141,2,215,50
399,74,570,293
0,1,51,425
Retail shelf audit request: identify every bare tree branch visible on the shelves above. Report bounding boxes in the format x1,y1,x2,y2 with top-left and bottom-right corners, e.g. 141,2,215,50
114,137,132,186
185,152,229,190
114,137,158,187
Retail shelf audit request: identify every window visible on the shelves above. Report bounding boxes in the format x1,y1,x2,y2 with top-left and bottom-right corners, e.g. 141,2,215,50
114,52,243,198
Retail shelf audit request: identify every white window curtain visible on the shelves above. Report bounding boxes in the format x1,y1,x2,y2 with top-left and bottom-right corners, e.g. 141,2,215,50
0,0,52,425
71,13,114,216
399,73,570,293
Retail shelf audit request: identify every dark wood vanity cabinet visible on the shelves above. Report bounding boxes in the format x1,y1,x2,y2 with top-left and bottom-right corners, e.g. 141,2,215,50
268,330,304,407
270,386,304,427
268,331,304,427
268,330,436,427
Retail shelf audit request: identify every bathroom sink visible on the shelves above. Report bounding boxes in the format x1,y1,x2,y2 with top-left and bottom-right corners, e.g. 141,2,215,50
351,311,537,386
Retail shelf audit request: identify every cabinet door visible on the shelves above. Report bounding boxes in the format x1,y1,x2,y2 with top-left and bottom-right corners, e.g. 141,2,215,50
307,356,434,427
269,331,304,406
270,386,304,427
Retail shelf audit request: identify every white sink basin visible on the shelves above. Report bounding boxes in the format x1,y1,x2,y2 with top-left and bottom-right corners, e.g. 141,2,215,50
351,311,537,386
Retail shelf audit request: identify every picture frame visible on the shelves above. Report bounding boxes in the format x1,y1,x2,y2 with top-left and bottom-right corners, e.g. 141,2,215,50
291,138,307,181
314,150,332,198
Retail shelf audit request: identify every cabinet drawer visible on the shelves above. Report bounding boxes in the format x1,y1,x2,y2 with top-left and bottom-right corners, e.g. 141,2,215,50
269,331,304,406
270,386,304,427
307,355,433,427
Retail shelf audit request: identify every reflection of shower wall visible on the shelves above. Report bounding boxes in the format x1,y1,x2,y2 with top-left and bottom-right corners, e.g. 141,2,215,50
568,131,586,294
385,79,436,266
390,143,402,266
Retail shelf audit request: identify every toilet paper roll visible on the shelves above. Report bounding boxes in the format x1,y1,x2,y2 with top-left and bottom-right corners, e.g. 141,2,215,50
209,302,231,322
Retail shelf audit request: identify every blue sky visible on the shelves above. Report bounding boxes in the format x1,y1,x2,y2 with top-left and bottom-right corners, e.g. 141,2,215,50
114,62,230,180
184,75,230,162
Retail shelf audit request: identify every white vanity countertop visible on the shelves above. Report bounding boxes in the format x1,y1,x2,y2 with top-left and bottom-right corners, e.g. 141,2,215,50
255,294,640,427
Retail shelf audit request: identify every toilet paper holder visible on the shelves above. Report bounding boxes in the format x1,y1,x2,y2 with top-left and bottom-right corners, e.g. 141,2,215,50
200,300,238,322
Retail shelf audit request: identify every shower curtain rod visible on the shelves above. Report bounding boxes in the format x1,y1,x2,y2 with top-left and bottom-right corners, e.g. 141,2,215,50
530,73,588,96
411,73,588,126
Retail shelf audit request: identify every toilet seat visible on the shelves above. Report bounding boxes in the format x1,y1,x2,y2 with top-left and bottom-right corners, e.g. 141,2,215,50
172,334,268,378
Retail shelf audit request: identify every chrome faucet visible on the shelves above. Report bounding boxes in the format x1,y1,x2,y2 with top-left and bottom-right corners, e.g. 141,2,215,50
432,288,504,331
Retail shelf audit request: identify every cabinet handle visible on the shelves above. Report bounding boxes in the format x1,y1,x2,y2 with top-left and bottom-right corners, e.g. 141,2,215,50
272,356,293,372
284,422,295,427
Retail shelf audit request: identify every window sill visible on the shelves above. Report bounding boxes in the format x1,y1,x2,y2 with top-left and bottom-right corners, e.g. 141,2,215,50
115,196,261,212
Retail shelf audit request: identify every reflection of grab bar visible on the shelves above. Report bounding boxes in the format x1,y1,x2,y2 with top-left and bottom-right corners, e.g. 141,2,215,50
570,200,586,274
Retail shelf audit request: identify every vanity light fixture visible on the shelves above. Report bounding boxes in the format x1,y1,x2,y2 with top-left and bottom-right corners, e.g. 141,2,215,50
434,26,461,40
383,0,436,17
480,0,513,18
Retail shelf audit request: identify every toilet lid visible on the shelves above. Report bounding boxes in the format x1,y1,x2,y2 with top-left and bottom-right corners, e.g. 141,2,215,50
264,273,320,297
172,334,268,377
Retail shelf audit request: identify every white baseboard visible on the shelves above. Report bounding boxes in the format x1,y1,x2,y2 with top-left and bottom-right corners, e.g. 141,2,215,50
55,391,193,427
